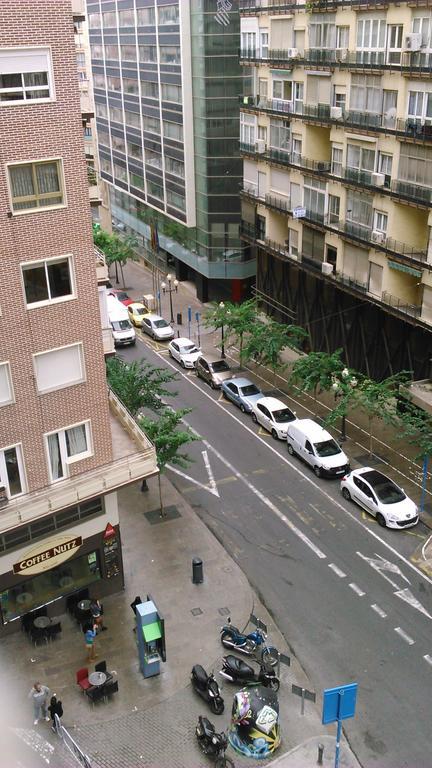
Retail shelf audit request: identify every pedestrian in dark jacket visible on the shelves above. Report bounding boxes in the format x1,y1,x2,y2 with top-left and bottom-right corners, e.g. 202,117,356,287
48,695,63,732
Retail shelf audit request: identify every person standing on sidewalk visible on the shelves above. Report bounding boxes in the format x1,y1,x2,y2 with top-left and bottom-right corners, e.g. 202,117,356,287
48,695,63,733
84,623,98,661
89,597,107,632
28,682,50,725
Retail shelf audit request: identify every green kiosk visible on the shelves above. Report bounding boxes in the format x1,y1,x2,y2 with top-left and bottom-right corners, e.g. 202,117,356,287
136,594,166,678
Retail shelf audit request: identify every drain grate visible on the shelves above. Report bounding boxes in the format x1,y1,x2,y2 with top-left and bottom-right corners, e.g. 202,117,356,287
218,607,230,616
144,505,181,524
191,607,203,616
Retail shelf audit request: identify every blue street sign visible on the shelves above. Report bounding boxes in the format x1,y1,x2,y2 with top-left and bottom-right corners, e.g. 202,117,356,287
195,311,200,322
322,683,357,724
188,306,192,322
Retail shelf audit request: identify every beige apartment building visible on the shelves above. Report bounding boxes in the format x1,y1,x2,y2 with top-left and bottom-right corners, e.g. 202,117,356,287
239,0,432,379
0,0,156,633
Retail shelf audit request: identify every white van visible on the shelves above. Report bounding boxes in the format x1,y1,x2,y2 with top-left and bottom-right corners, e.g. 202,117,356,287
107,294,136,347
286,418,350,478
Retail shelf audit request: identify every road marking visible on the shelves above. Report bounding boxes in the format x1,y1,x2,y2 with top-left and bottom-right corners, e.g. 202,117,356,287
357,552,432,619
258,427,270,437
423,654,432,666
371,604,387,618
141,340,432,588
328,563,346,578
394,627,415,645
167,449,220,498
349,582,365,596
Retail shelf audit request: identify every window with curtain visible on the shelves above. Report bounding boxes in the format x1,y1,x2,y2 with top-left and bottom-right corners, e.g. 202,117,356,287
347,144,375,171
119,9,134,26
269,120,290,151
102,11,116,27
143,115,160,133
408,91,432,123
346,191,373,231
412,16,432,48
303,176,326,222
95,102,108,118
121,45,136,62
331,145,343,176
350,74,382,113
46,422,91,482
302,227,325,262
128,141,142,160
112,135,125,152
0,445,24,497
109,106,123,123
123,78,138,95
139,46,157,63
165,156,185,177
9,160,63,213
0,48,52,104
113,163,127,182
162,83,182,102
104,45,119,60
0,363,14,407
309,16,336,49
22,256,73,307
163,120,183,141
160,46,180,65
158,4,179,24
356,17,386,49
141,80,159,99
167,189,185,211
399,144,432,187
137,7,155,25
145,149,162,169
328,194,340,223
125,110,140,128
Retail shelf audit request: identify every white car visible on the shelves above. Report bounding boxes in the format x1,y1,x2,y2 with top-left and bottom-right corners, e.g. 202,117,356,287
250,396,297,440
141,314,175,341
168,337,201,368
340,468,419,529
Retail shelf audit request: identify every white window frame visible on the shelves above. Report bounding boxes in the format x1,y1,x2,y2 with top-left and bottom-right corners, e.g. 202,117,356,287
408,90,432,124
20,254,75,309
356,18,386,50
7,157,66,215
373,210,388,234
44,421,92,483
0,47,54,106
33,342,85,395
0,361,14,407
0,442,26,498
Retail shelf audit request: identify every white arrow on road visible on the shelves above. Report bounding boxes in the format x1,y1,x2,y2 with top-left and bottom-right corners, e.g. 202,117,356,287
167,449,220,498
357,551,432,620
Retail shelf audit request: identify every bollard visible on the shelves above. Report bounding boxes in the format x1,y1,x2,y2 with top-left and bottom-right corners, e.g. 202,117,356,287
317,743,324,765
192,557,203,584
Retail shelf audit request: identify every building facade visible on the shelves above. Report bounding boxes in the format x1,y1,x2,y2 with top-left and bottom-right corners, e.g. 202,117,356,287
86,0,255,302
239,0,432,379
0,0,157,633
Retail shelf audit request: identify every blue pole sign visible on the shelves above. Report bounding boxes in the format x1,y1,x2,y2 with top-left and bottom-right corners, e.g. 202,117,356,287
195,312,201,347
188,306,192,339
322,682,358,768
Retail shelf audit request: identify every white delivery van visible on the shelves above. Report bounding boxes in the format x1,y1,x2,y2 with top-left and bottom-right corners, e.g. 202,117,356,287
107,294,136,347
286,418,350,478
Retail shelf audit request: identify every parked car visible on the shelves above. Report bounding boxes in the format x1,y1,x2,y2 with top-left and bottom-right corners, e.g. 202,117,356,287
127,302,150,327
141,314,175,341
251,397,297,440
221,377,263,413
195,353,233,389
107,289,134,307
287,419,349,477
340,468,419,529
107,295,136,347
168,337,201,368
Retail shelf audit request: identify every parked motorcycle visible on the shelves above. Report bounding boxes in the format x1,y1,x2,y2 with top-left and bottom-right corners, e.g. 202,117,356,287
196,715,234,768
191,664,224,714
220,617,279,666
219,654,280,692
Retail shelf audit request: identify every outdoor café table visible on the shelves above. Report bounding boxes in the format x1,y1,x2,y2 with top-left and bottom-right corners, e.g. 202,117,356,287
33,616,50,629
78,599,91,612
88,672,106,687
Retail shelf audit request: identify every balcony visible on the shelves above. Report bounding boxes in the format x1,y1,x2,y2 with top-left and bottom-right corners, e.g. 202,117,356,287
239,0,396,11
0,391,157,535
381,291,422,319
95,246,108,283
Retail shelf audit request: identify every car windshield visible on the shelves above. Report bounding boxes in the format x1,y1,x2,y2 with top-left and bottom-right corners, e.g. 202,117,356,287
182,344,198,354
240,384,260,396
116,292,128,301
211,361,230,372
154,319,169,328
314,439,341,457
273,408,295,423
112,320,131,331
372,481,405,504
135,307,146,316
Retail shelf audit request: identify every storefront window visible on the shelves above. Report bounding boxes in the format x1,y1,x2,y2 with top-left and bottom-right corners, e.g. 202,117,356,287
0,550,101,623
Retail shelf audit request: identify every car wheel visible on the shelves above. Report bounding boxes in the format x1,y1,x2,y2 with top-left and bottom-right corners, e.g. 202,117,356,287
341,487,351,501
313,465,322,478
271,429,278,440
180,360,185,368
287,443,294,456
251,413,257,423
240,403,246,413
376,512,386,528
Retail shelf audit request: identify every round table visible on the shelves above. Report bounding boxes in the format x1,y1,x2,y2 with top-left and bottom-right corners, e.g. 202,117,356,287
88,671,106,687
16,592,32,605
59,576,73,589
78,599,91,612
33,616,50,629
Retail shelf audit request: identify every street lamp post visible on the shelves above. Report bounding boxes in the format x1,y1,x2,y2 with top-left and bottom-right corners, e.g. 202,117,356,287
161,273,178,323
219,301,226,358
332,368,357,443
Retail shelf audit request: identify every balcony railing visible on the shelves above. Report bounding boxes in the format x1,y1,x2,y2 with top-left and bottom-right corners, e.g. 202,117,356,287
382,291,422,318
239,1,398,11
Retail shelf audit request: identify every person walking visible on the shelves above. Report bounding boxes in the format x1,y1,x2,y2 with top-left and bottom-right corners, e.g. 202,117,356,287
48,695,63,733
89,597,107,631
84,622,98,662
28,682,50,725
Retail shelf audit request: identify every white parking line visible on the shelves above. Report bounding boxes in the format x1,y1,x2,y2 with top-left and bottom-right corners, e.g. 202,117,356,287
349,582,366,596
423,654,432,665
371,604,387,618
394,627,415,645
328,563,347,578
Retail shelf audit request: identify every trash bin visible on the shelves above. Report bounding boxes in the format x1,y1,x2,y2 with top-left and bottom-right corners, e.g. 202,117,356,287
192,557,203,584
176,312,182,325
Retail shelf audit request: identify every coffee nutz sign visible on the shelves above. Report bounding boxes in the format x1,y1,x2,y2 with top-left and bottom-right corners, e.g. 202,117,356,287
13,534,83,576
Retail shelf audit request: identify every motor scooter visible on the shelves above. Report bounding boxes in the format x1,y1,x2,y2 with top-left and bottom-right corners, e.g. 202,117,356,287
220,617,278,666
196,715,234,767
219,654,280,692
191,664,224,714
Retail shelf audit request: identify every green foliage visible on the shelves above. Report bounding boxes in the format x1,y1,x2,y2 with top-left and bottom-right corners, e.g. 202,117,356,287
106,357,177,417
397,400,432,462
139,408,199,473
353,372,411,455
290,349,344,399
93,225,138,286
244,319,307,381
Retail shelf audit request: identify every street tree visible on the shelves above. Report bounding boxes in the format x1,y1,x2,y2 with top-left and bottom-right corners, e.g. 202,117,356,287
325,367,359,442
397,401,432,512
289,349,345,416
93,225,139,287
244,318,307,384
139,408,199,516
106,357,177,417
352,372,411,456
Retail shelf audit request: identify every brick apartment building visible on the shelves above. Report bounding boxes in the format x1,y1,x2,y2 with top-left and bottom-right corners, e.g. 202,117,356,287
0,0,157,633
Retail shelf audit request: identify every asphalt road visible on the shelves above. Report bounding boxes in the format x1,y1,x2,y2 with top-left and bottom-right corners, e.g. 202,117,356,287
119,335,432,768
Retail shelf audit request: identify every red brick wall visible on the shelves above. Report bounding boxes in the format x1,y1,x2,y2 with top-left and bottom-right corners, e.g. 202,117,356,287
0,0,113,493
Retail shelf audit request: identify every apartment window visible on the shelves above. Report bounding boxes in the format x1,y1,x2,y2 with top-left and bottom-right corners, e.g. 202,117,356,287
307,75,330,106
128,141,142,160
34,343,85,395
22,255,73,307
387,25,403,64
139,46,157,63
260,31,269,58
346,191,373,230
165,156,184,177
0,445,24,497
408,91,432,123
107,76,121,92
377,152,392,184
383,90,397,126
303,176,326,222
373,210,388,234
331,145,343,176
356,17,386,49
240,112,255,145
76,53,86,68
125,110,140,128
292,137,302,162
336,26,349,49
130,173,144,189
123,78,138,95
113,163,127,182
46,422,91,482
273,79,292,102
0,48,52,105
309,17,336,49
287,229,298,257
145,149,162,169
347,144,375,172
399,144,432,187
8,159,64,213
0,362,14,407
333,87,346,110
112,135,125,152
109,106,123,123
258,79,268,100
163,120,183,141
350,74,381,113
328,194,340,224
137,7,155,26
120,45,136,62
412,17,432,48
88,12,101,29
143,115,160,133
269,120,290,152
141,81,159,99
162,83,182,103
302,227,325,262
241,32,256,55
258,126,267,142
100,158,112,175
93,73,105,89
294,82,304,110
95,103,108,120
158,4,179,24
119,9,134,27
167,189,185,211
102,11,117,28
105,45,119,61
147,180,164,199
160,46,180,65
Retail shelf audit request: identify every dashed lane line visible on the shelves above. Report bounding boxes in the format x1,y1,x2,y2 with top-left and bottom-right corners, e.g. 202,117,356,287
423,654,432,666
394,627,415,645
328,563,347,578
371,604,387,618
349,582,366,596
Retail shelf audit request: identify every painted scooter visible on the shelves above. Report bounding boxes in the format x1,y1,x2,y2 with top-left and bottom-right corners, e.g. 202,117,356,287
220,617,278,666
191,665,224,714
219,654,280,692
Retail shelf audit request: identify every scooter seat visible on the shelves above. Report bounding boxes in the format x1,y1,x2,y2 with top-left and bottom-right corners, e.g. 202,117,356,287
224,654,254,677
192,664,208,688
200,716,215,738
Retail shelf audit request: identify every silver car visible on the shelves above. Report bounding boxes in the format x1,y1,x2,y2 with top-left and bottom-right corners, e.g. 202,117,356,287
195,353,233,389
141,314,175,341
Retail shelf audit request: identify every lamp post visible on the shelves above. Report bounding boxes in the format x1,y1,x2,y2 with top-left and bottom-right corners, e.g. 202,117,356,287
332,368,357,442
161,273,178,323
219,301,226,358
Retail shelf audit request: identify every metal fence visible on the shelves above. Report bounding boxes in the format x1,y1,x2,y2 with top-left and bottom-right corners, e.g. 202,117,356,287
54,715,93,768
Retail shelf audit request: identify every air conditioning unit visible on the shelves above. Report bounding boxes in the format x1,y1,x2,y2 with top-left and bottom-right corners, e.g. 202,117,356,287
322,262,334,275
288,48,300,58
372,172,385,187
372,230,386,244
330,106,343,120
337,48,349,62
404,32,422,52
256,139,266,153
0,485,8,509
